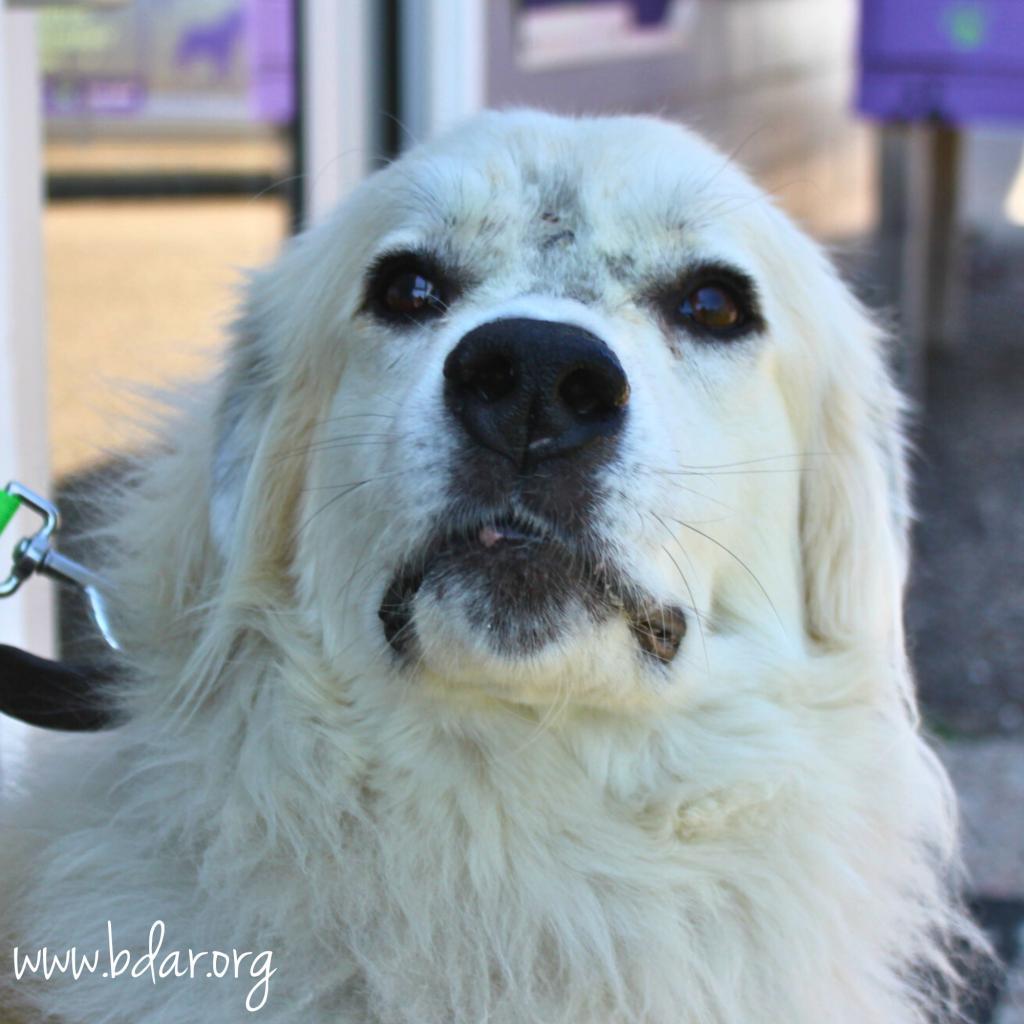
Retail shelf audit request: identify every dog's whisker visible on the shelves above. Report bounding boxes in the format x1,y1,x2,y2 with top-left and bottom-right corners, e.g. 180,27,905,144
632,470,738,514
340,529,396,615
646,519,710,671
663,515,784,632
289,440,399,460
689,123,769,202
313,411,398,425
300,462,442,499
661,467,818,478
214,431,405,470
283,431,403,452
660,510,736,526
663,451,831,471
506,677,574,759
296,470,416,537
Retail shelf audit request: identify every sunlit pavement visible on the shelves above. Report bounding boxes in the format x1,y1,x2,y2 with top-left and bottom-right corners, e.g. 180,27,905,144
45,196,287,478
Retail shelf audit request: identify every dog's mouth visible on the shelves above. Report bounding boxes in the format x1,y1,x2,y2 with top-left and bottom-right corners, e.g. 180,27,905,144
378,510,686,665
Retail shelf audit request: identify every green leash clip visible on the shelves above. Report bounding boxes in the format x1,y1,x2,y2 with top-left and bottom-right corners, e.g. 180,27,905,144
0,487,21,537
1,480,120,650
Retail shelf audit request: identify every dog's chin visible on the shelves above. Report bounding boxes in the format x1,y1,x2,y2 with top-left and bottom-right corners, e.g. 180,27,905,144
378,519,687,691
422,536,606,653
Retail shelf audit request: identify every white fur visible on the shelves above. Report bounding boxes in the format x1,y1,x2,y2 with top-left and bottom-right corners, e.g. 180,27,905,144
1,111,981,1023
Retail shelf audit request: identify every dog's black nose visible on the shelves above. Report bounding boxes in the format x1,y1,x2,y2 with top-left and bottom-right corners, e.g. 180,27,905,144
443,318,629,466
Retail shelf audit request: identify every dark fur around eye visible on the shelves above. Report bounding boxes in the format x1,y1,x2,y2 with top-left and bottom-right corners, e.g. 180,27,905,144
362,250,462,326
651,261,766,343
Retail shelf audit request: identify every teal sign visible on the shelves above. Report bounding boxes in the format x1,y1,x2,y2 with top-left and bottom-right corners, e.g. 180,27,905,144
943,3,989,51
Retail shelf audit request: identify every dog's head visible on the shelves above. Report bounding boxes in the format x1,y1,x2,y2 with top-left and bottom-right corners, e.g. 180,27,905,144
201,111,907,711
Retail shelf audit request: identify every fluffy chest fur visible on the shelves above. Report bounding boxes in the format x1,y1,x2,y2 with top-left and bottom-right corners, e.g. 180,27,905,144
4,649,955,1024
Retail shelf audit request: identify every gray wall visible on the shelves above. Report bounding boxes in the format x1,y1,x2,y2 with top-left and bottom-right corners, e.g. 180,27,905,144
485,0,875,240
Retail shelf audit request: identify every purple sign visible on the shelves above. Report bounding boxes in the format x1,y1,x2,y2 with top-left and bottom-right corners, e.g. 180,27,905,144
521,0,673,28
41,0,294,125
175,9,247,81
246,0,293,123
45,75,147,118
858,0,1024,124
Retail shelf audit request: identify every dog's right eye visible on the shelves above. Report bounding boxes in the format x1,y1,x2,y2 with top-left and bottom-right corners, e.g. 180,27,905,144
385,270,445,316
367,254,449,324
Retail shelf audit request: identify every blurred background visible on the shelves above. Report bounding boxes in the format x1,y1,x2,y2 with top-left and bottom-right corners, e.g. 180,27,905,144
1,1,1022,1018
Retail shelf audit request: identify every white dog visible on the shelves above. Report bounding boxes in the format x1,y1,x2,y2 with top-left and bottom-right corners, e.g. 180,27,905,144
2,111,980,1023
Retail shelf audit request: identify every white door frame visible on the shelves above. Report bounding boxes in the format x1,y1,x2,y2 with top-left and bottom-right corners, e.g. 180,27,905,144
1,7,53,782
301,0,379,224
303,0,489,216
399,0,488,145
1,8,53,658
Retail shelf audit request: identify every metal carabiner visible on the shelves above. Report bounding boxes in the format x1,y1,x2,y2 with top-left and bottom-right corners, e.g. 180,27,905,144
1,481,121,651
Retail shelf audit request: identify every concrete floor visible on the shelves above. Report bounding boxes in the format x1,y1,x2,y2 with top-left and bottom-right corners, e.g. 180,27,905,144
906,234,1024,740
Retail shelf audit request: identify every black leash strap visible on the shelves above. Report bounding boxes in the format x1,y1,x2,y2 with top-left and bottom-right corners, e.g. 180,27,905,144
0,645,113,731
2,481,118,731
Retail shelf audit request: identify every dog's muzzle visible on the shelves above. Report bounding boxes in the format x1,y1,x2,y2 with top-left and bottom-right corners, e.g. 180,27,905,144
379,318,686,666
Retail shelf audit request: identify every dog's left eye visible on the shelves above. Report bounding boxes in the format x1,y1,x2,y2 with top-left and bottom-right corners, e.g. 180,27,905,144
678,283,744,334
659,265,763,342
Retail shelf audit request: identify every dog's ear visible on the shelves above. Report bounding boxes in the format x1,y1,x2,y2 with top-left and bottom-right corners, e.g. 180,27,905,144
799,299,909,656
208,253,346,592
756,216,911,660
213,326,308,595
210,302,280,559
